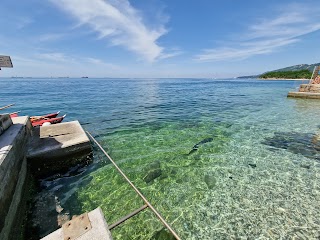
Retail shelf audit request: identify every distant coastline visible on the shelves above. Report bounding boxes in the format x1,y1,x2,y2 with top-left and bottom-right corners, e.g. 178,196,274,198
238,63,319,80
258,78,308,81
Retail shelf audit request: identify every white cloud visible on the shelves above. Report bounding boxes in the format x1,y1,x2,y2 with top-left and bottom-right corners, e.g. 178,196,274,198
50,0,168,62
196,4,320,62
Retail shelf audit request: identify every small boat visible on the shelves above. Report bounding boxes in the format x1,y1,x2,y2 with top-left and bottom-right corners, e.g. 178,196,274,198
32,114,66,127
9,111,20,118
10,111,60,120
30,111,60,121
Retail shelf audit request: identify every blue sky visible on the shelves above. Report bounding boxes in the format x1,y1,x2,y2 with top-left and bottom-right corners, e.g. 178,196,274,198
1,0,320,78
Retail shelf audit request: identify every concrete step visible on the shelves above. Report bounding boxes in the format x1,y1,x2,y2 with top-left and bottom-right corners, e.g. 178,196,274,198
41,207,113,240
27,120,92,176
287,91,320,99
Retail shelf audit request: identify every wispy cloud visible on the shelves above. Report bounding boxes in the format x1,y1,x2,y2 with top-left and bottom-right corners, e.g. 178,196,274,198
38,33,65,42
196,4,320,61
85,57,121,70
36,52,70,62
11,53,122,77
16,16,33,29
34,53,120,69
50,0,168,62
158,48,183,60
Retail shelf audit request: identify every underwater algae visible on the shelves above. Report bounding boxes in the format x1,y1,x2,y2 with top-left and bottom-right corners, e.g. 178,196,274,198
76,120,320,239
75,121,232,239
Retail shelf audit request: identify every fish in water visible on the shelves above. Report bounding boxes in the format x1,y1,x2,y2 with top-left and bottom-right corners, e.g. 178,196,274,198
188,138,213,155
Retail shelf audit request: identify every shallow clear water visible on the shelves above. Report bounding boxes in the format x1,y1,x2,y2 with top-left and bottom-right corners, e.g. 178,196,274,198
1,78,320,239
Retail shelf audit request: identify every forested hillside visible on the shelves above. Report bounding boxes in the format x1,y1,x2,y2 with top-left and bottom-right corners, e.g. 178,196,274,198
259,69,312,79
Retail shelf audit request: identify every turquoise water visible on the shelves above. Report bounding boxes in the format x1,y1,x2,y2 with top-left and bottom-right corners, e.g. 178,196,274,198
1,78,320,239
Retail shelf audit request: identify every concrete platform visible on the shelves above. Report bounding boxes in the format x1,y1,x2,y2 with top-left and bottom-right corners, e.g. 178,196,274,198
27,121,92,175
41,207,113,240
287,92,320,99
298,84,320,92
0,114,13,136
0,116,32,240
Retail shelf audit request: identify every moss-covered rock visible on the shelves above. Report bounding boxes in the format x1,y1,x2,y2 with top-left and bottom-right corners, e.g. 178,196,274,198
204,174,216,189
143,161,162,183
151,228,176,240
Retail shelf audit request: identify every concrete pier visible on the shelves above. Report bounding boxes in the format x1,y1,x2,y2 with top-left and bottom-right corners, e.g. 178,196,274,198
288,84,320,99
0,116,32,240
287,91,320,99
42,207,113,240
298,84,320,92
0,116,94,239
27,120,92,175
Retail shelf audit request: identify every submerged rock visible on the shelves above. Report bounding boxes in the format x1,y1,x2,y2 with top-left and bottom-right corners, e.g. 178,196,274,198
188,137,213,155
143,161,162,183
248,163,257,168
144,169,162,183
151,228,175,240
262,132,320,162
148,161,161,170
300,164,311,169
204,174,216,189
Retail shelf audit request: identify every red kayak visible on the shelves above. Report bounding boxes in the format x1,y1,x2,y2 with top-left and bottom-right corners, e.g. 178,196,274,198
32,114,66,127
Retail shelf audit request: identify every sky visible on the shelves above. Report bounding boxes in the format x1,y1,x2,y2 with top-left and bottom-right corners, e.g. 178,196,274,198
0,0,320,78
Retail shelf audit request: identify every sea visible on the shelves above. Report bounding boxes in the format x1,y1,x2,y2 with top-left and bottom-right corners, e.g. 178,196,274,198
1,78,320,239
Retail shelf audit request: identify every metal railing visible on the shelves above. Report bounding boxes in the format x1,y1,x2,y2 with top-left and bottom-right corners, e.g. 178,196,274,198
86,131,181,240
308,66,319,85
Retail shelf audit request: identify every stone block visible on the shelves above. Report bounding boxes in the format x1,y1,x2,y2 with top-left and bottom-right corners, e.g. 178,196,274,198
0,116,31,240
299,84,320,93
41,207,113,240
0,114,13,136
27,121,92,176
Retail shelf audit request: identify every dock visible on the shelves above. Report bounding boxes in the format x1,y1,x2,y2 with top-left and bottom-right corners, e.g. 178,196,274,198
0,115,31,240
27,120,92,175
287,90,320,99
1,114,180,240
288,66,320,99
288,84,320,99
0,115,99,240
42,207,113,240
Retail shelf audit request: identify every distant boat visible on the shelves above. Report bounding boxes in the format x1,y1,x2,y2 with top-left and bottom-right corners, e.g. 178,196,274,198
82,76,88,78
